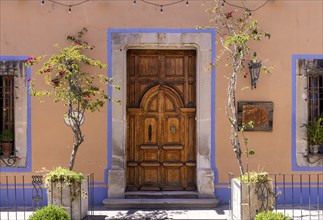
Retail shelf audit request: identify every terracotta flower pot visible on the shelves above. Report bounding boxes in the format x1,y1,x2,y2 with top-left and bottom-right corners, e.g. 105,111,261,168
1,142,13,156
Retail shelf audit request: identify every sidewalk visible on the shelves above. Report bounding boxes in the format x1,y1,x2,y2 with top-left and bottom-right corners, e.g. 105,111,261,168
87,205,323,220
90,206,229,220
0,206,229,220
2,205,322,220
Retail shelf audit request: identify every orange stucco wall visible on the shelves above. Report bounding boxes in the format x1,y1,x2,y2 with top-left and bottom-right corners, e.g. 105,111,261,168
0,0,322,185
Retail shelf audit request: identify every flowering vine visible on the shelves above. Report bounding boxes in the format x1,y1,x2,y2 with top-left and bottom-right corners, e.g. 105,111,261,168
200,1,272,175
25,28,120,170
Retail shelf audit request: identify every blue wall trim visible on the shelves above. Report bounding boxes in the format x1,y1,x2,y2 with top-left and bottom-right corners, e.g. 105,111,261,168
0,186,107,207
107,30,113,172
0,56,32,172
107,28,215,34
1,185,321,206
210,29,219,185
216,185,323,205
106,28,217,191
291,54,323,171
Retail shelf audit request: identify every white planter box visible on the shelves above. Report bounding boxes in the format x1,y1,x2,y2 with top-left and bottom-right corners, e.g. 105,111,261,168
231,178,275,220
47,179,88,220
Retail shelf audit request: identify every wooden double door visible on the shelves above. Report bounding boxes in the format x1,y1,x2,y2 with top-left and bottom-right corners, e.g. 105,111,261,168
126,50,196,191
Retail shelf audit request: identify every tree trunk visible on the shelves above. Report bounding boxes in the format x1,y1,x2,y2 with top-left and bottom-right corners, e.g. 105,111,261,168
68,105,84,171
227,57,245,175
69,137,83,171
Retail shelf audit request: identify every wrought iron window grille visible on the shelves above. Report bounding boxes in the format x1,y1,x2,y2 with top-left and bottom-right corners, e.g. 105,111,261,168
302,59,323,158
0,152,18,166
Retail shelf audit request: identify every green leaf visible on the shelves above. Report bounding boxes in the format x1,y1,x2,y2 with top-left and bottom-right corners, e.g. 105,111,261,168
248,149,255,155
265,32,271,39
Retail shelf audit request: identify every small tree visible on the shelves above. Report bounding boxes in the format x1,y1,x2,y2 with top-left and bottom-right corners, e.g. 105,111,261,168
201,1,271,175
25,28,120,170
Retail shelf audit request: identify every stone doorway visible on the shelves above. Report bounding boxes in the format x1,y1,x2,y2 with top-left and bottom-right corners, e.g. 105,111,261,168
107,29,216,200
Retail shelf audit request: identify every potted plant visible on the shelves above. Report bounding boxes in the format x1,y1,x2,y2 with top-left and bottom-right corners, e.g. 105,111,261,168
25,28,119,219
207,2,273,219
0,129,14,156
303,118,323,154
231,172,276,220
44,167,87,220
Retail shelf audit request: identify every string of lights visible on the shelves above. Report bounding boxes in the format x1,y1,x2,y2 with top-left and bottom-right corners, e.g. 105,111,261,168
135,0,189,14
221,0,270,14
39,0,270,14
41,0,90,13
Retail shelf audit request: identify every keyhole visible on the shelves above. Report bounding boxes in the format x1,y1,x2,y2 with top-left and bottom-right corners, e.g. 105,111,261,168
170,126,176,134
148,125,152,141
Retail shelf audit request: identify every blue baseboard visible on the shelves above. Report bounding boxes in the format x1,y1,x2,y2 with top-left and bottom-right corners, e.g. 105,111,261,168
0,186,107,207
214,186,323,205
1,185,322,207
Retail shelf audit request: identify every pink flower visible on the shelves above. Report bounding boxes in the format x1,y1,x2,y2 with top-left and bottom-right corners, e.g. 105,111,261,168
226,11,233,19
59,70,66,75
24,57,35,63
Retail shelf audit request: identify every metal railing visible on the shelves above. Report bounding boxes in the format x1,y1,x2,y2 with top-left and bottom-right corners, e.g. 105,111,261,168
0,173,95,220
229,173,323,220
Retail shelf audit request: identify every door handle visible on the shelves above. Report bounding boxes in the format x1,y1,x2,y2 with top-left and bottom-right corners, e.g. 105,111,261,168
148,125,152,141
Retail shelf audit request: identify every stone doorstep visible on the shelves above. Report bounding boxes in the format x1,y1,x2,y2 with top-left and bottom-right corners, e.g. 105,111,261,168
125,191,199,199
102,198,219,209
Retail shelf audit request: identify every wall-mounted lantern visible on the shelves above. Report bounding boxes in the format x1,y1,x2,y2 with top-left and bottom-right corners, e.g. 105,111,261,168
248,52,262,89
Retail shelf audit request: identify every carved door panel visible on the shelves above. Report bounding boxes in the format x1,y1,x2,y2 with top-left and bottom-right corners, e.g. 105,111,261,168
126,50,196,191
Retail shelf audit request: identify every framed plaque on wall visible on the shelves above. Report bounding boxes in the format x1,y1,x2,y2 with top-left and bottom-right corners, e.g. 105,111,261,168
237,101,274,131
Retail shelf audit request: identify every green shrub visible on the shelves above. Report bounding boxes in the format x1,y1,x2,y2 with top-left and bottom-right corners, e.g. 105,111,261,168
28,205,70,220
44,167,87,201
239,171,271,184
0,129,14,142
45,167,84,185
255,211,291,220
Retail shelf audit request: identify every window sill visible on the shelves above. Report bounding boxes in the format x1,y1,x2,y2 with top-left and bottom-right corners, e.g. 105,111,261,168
305,153,323,166
0,154,19,167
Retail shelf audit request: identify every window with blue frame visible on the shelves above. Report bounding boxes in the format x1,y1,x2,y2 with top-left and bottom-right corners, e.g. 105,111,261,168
0,60,28,167
295,57,323,169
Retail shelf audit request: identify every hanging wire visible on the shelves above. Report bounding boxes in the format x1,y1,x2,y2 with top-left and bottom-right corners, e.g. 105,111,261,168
40,0,90,12
222,0,270,12
41,0,90,7
39,0,270,14
141,0,185,7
